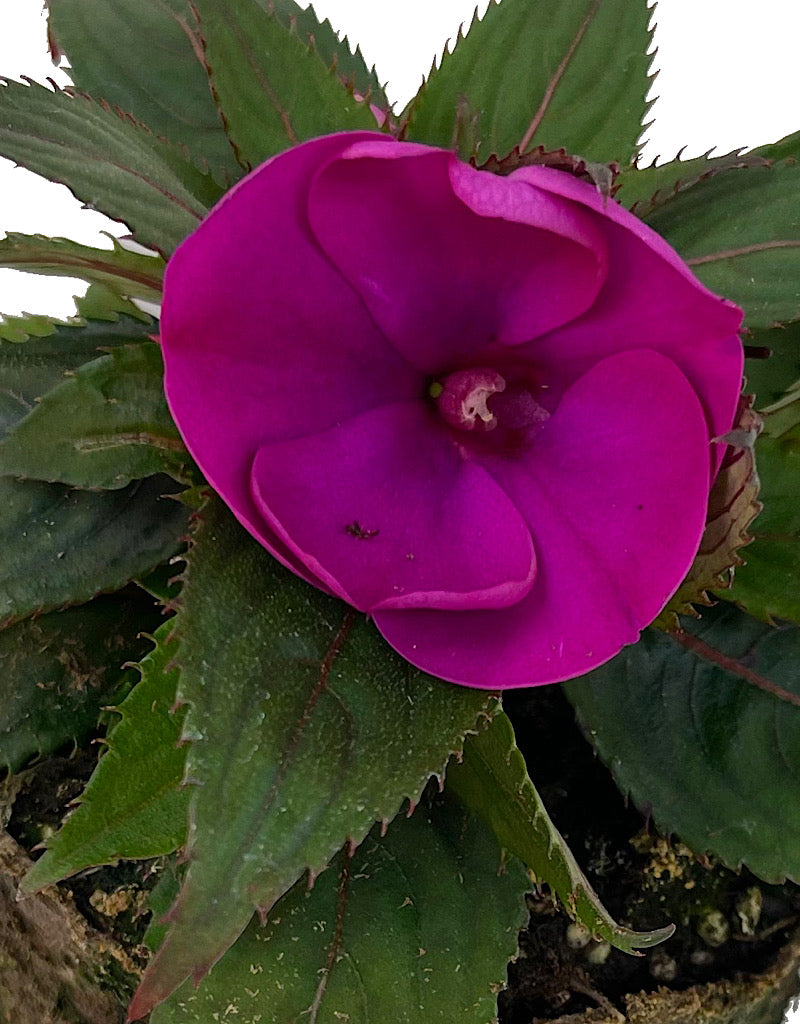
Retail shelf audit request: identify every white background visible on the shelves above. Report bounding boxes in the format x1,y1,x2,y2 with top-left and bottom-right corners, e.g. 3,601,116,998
0,3,798,1018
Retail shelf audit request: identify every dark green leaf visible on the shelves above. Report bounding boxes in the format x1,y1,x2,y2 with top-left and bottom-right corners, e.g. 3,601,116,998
0,592,161,773
48,0,387,178
0,344,189,489
645,161,800,328
0,313,154,439
144,859,184,954
447,711,673,953
744,322,800,407
48,0,242,181
725,433,800,624
22,622,190,891
194,0,380,170
268,0,387,106
404,0,653,164
0,79,222,255
0,475,188,627
0,233,164,302
149,796,528,1024
752,130,800,162
614,149,771,218
565,603,800,883
136,561,184,605
130,496,497,1016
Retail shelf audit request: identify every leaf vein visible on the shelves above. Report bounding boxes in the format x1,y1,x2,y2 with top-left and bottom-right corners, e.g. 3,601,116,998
687,239,800,266
675,630,800,709
518,0,603,153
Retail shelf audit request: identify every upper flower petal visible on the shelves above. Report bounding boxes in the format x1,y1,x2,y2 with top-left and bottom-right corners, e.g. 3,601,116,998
250,401,537,611
508,166,744,469
373,349,711,687
307,140,608,373
160,132,420,571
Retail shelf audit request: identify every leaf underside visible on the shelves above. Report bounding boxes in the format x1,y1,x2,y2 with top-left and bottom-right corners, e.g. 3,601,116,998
565,603,800,883
150,795,529,1024
129,496,497,1018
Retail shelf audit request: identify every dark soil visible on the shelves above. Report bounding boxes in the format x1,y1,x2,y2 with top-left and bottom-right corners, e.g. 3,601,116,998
500,686,800,1022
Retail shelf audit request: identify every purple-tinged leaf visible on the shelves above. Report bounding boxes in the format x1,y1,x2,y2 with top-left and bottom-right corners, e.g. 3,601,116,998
128,496,497,1018
0,78,222,255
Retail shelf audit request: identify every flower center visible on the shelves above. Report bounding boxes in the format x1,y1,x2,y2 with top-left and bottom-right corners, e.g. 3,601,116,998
431,368,506,431
432,367,550,435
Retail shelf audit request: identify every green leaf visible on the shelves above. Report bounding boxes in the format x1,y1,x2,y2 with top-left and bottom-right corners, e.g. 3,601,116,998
725,433,800,624
645,161,800,329
614,149,771,218
22,622,190,891
744,322,800,407
0,79,222,255
193,0,380,170
565,603,800,883
136,562,184,605
0,313,154,439
268,0,387,106
447,711,673,953
0,475,188,627
149,795,528,1024
0,344,189,489
0,312,65,344
144,859,184,955
48,0,242,181
404,0,653,164
0,233,164,302
48,0,387,180
129,496,497,1017
761,379,800,442
73,282,153,323
0,592,162,773
752,129,800,163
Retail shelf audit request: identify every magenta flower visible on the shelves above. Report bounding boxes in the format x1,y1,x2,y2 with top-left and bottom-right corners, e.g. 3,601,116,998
160,132,743,688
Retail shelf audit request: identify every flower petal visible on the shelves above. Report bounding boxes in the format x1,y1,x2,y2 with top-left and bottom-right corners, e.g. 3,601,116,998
250,401,537,611
509,166,744,468
373,350,711,687
160,132,420,570
308,141,608,372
